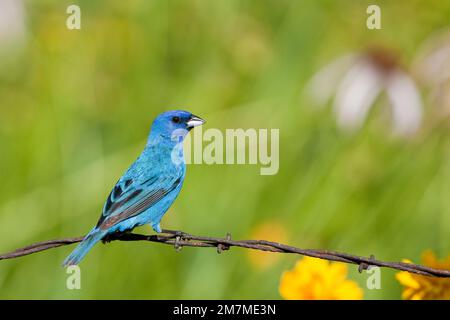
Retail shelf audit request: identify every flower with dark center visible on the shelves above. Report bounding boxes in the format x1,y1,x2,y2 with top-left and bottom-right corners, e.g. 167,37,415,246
306,47,423,137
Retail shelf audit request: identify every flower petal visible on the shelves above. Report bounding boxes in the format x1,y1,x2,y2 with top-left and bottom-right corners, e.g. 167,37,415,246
333,59,383,131
396,271,420,289
385,70,423,136
306,54,358,107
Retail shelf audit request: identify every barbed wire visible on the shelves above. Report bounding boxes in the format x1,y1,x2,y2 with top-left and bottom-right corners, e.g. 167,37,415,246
0,229,449,277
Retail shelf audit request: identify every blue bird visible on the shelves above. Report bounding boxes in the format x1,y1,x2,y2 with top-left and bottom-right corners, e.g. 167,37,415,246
63,110,205,266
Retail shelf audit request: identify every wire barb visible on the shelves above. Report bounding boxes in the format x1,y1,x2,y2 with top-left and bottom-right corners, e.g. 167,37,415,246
216,233,232,254
0,231,449,278
358,254,375,273
174,236,183,252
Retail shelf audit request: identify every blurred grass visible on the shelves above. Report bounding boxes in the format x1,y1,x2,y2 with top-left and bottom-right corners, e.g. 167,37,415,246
0,0,449,299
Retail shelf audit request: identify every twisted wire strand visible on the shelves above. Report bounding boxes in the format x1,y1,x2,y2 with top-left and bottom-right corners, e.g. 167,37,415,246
0,230,448,278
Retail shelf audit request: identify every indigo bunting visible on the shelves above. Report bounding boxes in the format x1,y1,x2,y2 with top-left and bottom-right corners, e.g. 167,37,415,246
63,110,205,266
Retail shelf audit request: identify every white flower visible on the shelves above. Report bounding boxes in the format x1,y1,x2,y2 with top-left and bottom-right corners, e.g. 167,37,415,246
413,28,450,117
0,0,26,52
307,48,423,137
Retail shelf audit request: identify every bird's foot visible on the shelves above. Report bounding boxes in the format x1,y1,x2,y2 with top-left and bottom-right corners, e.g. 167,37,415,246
160,229,189,252
102,230,130,244
161,229,188,237
102,234,113,244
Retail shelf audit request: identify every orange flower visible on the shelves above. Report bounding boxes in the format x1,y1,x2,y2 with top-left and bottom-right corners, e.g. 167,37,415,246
396,250,450,300
279,257,363,300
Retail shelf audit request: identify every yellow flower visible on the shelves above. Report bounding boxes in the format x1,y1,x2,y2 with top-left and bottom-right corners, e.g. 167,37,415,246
247,220,288,270
396,250,450,300
279,257,363,300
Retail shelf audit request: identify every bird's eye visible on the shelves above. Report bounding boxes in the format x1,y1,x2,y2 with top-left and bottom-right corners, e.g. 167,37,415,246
172,116,180,123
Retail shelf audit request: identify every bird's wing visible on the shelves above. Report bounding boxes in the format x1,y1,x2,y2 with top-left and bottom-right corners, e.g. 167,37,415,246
96,174,182,230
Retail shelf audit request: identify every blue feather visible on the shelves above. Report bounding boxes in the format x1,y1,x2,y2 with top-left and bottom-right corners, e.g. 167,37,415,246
62,228,107,266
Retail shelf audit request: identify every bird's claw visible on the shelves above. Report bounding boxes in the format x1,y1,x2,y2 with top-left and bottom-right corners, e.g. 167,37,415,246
162,229,187,237
101,231,129,244
102,234,113,244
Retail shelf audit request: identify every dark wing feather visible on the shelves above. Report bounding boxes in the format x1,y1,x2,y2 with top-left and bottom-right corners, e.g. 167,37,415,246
96,176,181,230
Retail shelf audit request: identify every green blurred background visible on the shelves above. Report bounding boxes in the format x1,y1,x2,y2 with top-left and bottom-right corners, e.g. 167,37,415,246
0,0,449,299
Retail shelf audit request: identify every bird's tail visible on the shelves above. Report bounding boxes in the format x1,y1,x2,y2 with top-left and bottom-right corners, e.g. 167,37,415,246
62,228,107,267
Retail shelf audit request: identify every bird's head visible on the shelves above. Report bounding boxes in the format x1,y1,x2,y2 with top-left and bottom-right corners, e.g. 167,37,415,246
149,110,206,143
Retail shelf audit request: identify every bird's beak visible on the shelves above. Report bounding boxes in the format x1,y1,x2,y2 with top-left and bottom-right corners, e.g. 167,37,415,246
187,114,206,128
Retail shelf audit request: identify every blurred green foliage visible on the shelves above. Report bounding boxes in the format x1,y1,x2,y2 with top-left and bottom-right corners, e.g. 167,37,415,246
0,0,449,299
